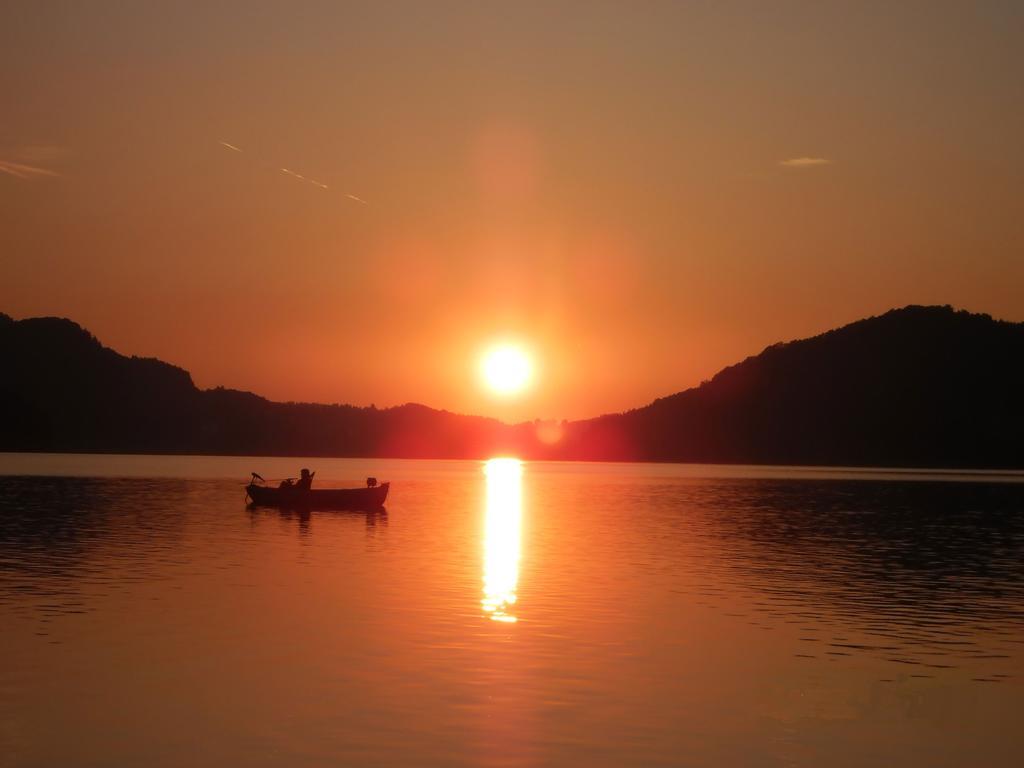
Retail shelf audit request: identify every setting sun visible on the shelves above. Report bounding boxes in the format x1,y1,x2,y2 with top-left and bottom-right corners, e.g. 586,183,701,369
480,344,533,396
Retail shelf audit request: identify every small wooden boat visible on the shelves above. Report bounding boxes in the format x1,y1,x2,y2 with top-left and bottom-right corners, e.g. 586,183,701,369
246,480,389,510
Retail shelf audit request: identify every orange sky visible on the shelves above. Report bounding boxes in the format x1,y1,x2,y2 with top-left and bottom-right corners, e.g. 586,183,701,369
2,2,1022,421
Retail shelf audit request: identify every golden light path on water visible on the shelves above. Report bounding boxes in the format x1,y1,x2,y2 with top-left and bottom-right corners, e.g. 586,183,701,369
482,458,523,622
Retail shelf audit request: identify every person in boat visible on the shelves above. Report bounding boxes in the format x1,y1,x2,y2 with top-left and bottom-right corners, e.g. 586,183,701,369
295,468,315,492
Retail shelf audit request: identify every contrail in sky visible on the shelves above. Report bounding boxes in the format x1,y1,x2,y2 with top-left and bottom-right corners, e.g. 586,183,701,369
220,140,364,202
281,167,329,189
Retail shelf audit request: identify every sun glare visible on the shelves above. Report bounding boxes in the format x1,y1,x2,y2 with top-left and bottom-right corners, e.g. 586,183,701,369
482,458,522,622
480,344,533,396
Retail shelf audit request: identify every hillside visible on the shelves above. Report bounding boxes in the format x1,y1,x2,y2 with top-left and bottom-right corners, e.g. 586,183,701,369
554,306,1024,467
2,306,1022,468
0,314,513,458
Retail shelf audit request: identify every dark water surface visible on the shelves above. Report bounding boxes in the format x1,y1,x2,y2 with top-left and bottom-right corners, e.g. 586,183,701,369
1,454,1022,767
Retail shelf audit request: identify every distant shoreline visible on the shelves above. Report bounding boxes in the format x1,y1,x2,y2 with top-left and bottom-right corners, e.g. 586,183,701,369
2,451,1022,482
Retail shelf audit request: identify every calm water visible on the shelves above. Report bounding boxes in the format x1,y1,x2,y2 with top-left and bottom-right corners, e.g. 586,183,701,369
1,455,1023,767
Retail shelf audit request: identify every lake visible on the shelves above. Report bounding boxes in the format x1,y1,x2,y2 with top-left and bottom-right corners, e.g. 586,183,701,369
1,454,1022,767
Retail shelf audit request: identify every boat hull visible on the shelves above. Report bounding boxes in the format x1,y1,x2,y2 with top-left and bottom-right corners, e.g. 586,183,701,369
246,482,389,510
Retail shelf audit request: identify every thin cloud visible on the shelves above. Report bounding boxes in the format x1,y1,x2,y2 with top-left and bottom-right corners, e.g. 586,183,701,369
0,159,60,179
780,157,831,168
219,141,243,152
345,193,367,204
0,144,66,179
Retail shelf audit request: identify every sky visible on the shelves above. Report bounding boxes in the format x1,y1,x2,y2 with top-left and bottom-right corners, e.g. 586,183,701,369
2,1,1022,422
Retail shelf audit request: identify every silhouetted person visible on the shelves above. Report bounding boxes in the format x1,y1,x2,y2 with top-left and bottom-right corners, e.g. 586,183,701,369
295,468,314,491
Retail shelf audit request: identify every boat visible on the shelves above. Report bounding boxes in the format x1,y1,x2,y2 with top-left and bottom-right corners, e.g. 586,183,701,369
246,479,389,510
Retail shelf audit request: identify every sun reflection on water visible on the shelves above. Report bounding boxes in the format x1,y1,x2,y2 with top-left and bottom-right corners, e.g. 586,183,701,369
482,458,523,623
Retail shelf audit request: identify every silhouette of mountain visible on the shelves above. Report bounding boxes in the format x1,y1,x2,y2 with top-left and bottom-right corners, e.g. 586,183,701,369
0,312,511,458
2,306,1022,467
549,305,1024,468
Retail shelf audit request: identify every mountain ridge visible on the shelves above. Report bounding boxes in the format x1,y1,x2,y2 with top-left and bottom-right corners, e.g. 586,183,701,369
2,306,1022,468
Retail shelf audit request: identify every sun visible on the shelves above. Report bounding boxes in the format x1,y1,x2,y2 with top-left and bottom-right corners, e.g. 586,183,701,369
480,344,533,396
